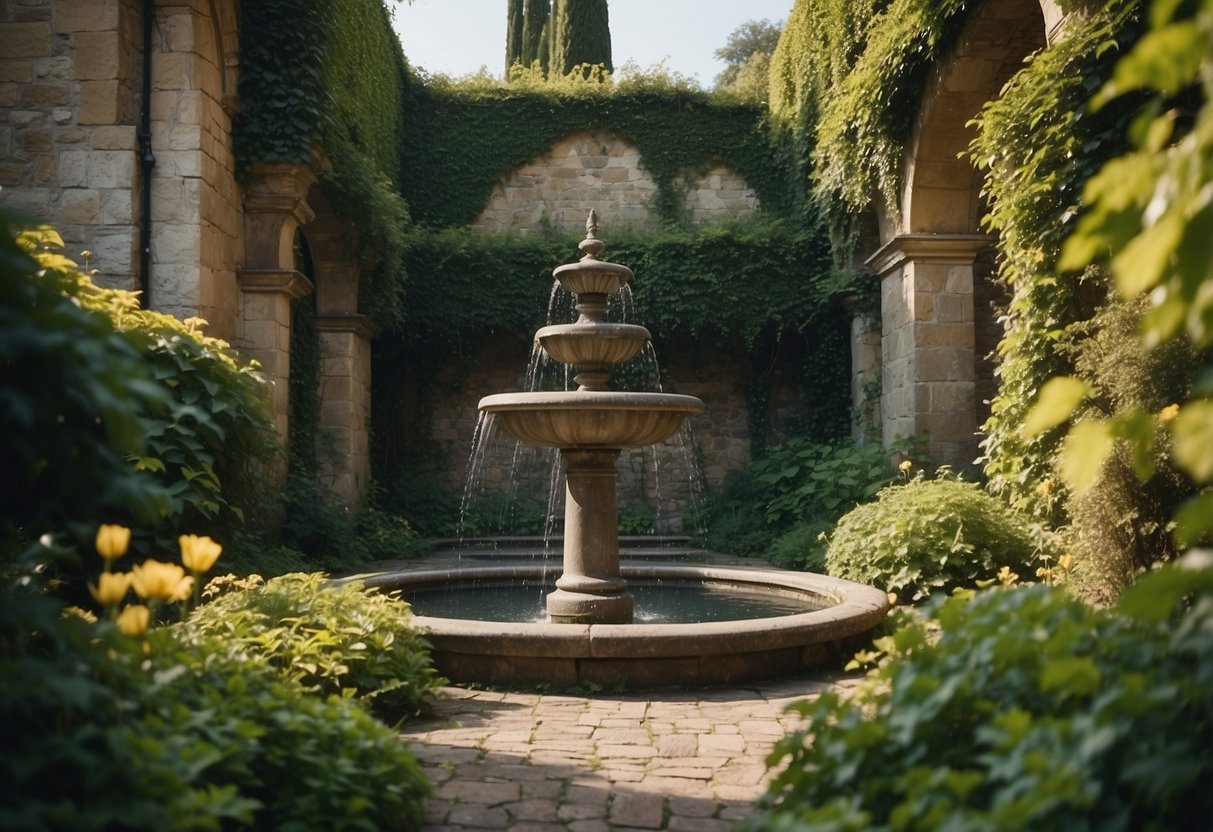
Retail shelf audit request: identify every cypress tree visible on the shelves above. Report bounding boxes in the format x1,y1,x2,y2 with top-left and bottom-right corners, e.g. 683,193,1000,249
506,0,525,72
521,0,550,71
549,0,611,78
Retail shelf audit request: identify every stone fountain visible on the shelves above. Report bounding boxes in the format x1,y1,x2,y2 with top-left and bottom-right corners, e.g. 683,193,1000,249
363,211,889,688
478,211,704,624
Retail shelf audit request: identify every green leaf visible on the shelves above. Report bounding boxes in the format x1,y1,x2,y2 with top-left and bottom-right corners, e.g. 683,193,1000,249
1060,419,1114,494
1024,377,1088,437
1172,492,1213,548
1172,400,1213,483
1040,656,1101,697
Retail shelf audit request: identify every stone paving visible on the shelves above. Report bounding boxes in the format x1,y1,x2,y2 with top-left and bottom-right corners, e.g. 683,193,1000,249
400,672,863,831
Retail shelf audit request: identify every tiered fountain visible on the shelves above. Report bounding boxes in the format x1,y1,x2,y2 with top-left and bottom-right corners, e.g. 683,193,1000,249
367,212,889,688
478,210,703,624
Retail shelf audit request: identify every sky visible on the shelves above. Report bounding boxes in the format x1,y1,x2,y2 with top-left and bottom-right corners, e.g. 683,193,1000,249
390,0,795,87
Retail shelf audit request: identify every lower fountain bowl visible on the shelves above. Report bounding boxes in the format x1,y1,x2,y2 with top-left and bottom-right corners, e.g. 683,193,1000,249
360,565,890,688
479,391,704,449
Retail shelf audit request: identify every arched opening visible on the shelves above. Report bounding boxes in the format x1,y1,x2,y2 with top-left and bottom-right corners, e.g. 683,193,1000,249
867,0,1048,469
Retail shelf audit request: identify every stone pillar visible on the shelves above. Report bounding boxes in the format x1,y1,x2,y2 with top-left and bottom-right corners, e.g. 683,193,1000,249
315,313,377,510
238,162,316,445
866,234,990,470
548,449,634,624
841,294,882,447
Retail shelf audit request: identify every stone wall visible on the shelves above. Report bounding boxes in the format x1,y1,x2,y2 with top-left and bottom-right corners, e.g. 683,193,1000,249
474,129,759,236
0,0,243,342
0,0,142,282
393,336,806,534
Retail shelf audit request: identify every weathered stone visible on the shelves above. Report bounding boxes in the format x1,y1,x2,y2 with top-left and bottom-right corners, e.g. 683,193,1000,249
609,793,664,829
0,22,52,58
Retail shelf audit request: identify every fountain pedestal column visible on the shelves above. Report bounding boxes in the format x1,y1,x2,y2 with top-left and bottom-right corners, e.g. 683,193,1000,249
546,449,635,624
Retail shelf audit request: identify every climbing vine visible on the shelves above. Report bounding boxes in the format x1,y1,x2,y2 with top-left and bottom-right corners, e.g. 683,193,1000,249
235,0,411,328
399,70,794,228
969,0,1147,514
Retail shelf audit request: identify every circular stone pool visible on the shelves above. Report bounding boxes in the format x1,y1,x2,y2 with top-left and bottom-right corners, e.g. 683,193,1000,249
361,564,889,688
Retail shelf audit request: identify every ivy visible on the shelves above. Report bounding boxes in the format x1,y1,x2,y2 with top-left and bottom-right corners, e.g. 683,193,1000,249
969,0,1147,515
236,0,411,329
399,71,795,228
769,0,970,236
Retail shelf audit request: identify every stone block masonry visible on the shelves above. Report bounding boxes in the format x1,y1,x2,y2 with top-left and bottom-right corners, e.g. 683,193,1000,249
475,129,760,236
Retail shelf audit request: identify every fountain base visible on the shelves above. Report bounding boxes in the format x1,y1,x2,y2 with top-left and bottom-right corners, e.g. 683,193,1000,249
547,587,634,624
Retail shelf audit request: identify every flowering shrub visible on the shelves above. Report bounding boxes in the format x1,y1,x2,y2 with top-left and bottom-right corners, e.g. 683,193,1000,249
0,524,432,829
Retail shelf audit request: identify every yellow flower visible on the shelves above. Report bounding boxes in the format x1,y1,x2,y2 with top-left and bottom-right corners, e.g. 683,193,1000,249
1035,478,1055,496
898,459,913,473
997,566,1020,586
116,605,150,637
95,524,131,561
179,534,223,573
1058,553,1074,572
1159,403,1180,422
88,571,131,607
131,559,191,602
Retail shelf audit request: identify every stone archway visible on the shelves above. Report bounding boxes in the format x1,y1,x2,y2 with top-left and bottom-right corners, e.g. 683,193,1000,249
302,186,377,510
864,0,1050,470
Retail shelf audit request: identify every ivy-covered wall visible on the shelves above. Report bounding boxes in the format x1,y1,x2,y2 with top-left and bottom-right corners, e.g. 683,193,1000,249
399,76,795,228
235,0,411,328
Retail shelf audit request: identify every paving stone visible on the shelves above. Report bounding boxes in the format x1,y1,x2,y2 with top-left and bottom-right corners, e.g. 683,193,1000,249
657,734,698,757
504,798,559,822
669,816,735,832
596,744,657,759
509,824,567,832
566,784,611,805
521,779,564,799
558,802,608,821
434,779,521,805
698,734,747,755
610,793,665,828
568,820,611,832
447,803,510,827
423,798,454,824
667,795,718,818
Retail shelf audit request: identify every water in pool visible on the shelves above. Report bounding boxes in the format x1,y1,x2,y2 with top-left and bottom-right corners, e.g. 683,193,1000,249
404,581,826,623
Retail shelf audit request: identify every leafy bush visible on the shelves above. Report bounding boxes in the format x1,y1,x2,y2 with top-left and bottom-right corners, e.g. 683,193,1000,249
1059,296,1202,600
752,438,899,528
0,220,170,556
826,476,1038,602
744,558,1213,832
768,522,829,572
0,592,429,831
701,438,900,563
186,572,444,721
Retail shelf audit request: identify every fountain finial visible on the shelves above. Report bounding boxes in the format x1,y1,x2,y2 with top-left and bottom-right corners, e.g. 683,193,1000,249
579,209,605,259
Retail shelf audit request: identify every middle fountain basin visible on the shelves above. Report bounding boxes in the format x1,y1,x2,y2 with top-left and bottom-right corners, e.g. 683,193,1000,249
479,390,704,449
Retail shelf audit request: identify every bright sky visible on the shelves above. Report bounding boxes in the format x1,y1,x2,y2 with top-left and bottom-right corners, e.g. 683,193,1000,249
390,0,794,86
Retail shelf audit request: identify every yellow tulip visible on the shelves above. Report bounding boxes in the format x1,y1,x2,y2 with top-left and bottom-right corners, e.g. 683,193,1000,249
88,571,131,607
179,534,223,573
116,605,150,637
131,559,190,602
95,524,131,561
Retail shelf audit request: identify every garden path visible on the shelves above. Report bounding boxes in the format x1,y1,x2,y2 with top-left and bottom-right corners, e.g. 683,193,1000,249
400,672,862,831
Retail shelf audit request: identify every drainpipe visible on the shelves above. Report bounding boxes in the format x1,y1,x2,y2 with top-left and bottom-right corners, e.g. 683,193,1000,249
138,0,156,306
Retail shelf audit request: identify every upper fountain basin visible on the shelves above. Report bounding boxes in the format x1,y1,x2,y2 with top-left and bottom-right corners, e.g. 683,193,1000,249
553,259,634,296
536,322,651,367
479,390,703,449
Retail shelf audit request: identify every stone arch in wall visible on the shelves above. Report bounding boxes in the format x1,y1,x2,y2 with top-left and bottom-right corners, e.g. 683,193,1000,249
475,129,659,235
149,0,242,343
301,185,376,509
677,160,759,224
864,0,1052,470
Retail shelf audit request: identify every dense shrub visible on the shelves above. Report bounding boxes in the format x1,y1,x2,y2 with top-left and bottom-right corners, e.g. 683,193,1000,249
0,592,429,831
744,557,1213,832
1,221,273,570
826,477,1038,602
1061,296,1202,600
704,438,901,564
0,221,170,558
186,572,444,721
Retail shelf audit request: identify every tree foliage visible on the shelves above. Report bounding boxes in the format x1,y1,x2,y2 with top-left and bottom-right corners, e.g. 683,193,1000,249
714,18,782,88
549,0,612,77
